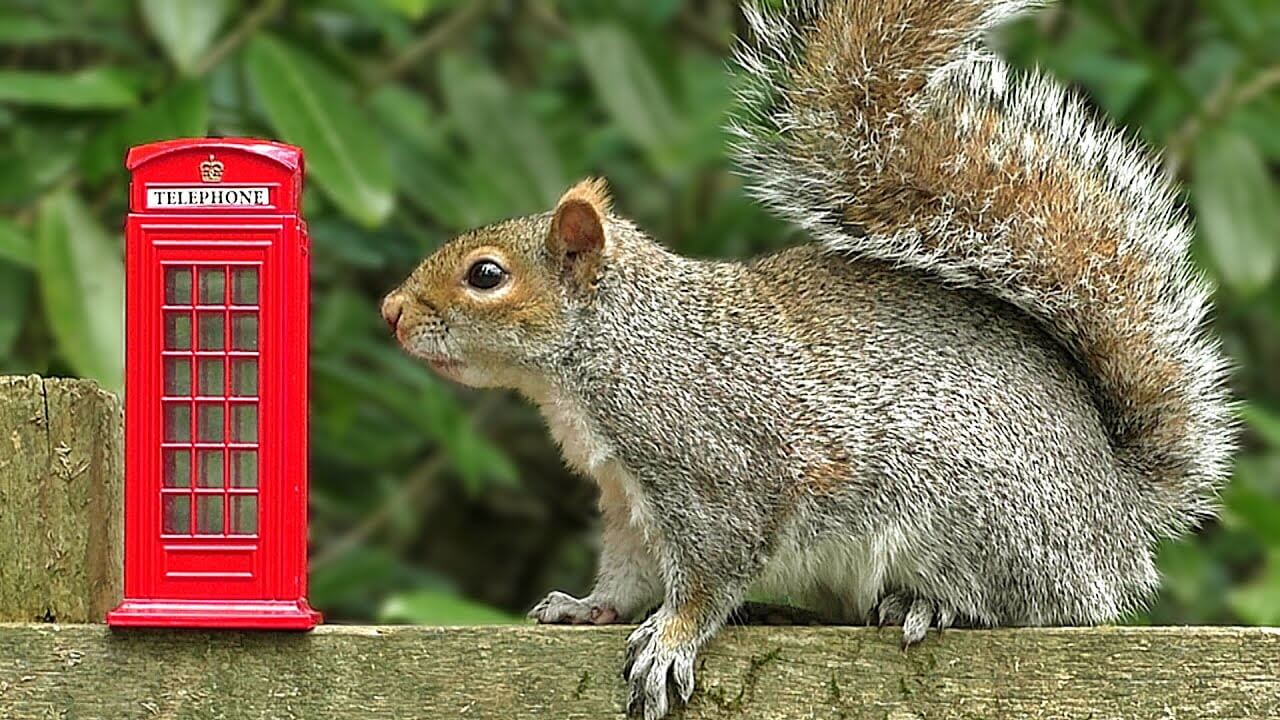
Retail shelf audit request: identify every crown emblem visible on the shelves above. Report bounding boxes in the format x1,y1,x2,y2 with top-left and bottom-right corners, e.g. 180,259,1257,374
199,154,224,183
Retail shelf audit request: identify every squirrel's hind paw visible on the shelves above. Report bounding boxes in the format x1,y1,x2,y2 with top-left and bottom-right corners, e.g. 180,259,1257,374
528,591,621,625
875,594,954,648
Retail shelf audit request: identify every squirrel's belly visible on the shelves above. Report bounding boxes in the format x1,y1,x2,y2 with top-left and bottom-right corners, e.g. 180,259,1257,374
752,527,916,621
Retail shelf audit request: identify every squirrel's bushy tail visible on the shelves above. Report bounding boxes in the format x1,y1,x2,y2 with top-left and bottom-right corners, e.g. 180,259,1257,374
730,0,1235,533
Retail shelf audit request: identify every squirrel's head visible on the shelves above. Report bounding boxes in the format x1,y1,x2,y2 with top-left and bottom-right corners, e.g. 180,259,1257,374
381,178,613,389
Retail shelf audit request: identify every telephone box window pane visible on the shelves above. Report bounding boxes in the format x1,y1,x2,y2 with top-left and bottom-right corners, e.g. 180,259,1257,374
231,314,258,350
196,403,224,443
230,495,257,535
164,267,192,305
195,495,224,535
162,449,191,488
163,495,191,534
164,357,191,396
197,312,225,351
231,268,258,305
231,404,258,443
198,268,226,305
196,449,224,488
164,314,191,350
163,403,191,442
197,358,225,396
231,358,257,396
230,450,257,488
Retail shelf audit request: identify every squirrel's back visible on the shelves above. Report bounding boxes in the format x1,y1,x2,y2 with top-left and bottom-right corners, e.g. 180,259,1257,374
576,239,1159,622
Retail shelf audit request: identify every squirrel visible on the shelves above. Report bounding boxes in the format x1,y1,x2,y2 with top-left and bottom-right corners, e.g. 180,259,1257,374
380,1,1236,718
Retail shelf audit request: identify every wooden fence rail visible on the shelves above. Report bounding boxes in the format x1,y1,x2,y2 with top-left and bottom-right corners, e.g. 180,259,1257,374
1,376,1278,719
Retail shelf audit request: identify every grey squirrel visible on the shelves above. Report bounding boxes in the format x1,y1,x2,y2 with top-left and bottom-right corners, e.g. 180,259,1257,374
380,0,1237,717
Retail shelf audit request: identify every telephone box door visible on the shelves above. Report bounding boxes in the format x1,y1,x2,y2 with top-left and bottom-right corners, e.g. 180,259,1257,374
158,255,272,602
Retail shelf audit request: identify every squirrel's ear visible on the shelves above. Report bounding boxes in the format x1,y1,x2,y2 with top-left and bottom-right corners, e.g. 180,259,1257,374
549,177,610,260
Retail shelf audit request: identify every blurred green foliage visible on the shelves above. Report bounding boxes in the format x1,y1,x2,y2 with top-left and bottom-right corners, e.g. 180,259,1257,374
0,0,1277,625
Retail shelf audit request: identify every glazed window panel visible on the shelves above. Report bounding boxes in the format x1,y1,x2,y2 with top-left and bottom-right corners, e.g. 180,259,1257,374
230,403,258,443
230,495,258,535
195,495,224,535
164,357,191,396
197,312,225,351
196,449,224,488
197,358,225,397
230,450,257,488
197,267,226,305
230,358,257,397
162,495,191,535
230,267,258,305
196,403,224,443
156,263,263,540
163,403,191,442
164,314,191,350
164,267,192,305
231,313,258,351
162,449,191,488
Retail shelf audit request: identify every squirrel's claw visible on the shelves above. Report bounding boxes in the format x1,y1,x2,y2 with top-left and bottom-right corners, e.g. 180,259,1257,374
875,593,955,648
901,598,934,647
624,613,697,720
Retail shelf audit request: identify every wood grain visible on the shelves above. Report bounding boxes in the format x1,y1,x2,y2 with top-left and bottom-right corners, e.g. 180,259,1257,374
0,376,122,623
0,624,1277,719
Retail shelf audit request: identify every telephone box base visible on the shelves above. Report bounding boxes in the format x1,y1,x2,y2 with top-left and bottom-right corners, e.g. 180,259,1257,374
107,599,321,630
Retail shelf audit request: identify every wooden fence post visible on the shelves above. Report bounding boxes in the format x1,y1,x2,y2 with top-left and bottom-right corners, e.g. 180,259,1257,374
0,375,122,623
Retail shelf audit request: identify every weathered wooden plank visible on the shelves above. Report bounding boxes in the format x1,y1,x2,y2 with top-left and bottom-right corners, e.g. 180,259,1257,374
0,624,1276,719
0,376,122,623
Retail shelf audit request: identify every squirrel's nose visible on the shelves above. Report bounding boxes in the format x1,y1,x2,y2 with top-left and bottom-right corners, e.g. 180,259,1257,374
381,292,405,332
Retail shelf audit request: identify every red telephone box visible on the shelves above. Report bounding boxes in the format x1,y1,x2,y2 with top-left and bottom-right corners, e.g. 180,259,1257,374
107,138,320,629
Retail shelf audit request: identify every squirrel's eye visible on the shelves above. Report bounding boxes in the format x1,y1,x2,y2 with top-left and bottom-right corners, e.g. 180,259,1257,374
465,260,507,290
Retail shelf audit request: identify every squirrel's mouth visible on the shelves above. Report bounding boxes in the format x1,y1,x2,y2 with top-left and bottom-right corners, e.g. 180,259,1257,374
423,355,464,376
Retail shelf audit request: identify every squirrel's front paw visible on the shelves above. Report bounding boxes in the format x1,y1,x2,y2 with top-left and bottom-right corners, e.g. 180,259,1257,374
623,613,697,720
528,591,621,625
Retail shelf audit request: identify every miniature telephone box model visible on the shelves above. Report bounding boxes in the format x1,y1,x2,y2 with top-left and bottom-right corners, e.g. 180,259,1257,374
108,139,320,629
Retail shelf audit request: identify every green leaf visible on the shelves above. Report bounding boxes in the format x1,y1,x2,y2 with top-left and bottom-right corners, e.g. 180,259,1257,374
0,219,34,269
0,263,30,358
1192,130,1280,295
0,12,67,45
245,34,394,227
35,192,124,392
1224,482,1280,547
375,0,433,20
0,67,138,110
1229,550,1280,625
0,127,81,203
81,80,209,182
369,85,443,156
445,420,519,495
575,24,686,173
1241,404,1280,448
1068,54,1151,118
379,589,520,625
438,54,565,211
139,0,233,75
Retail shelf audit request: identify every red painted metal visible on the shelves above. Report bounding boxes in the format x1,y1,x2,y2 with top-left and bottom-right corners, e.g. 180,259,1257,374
108,138,320,630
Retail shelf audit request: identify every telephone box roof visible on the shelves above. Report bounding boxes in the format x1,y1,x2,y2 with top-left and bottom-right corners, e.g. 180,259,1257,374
126,138,302,173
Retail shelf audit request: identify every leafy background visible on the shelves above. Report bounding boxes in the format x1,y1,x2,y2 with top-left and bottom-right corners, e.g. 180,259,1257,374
0,0,1277,625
